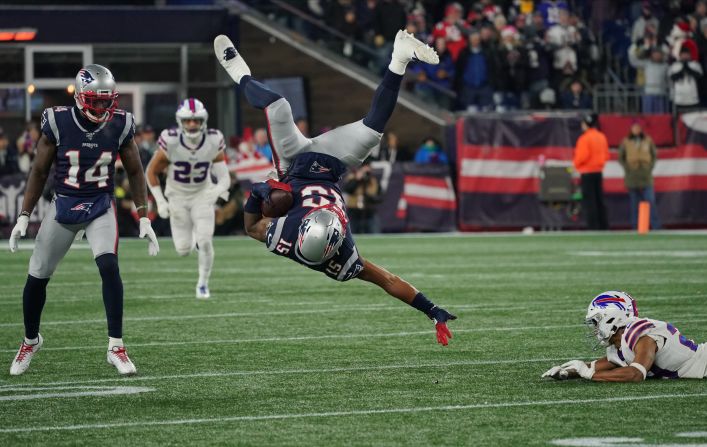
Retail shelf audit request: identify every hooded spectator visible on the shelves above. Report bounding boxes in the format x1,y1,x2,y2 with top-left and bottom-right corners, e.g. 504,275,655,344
669,44,703,108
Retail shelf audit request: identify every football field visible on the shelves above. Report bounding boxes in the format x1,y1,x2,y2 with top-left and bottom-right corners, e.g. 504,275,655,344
1,233,706,446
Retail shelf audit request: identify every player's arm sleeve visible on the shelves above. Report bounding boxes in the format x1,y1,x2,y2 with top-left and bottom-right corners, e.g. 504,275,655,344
40,108,60,145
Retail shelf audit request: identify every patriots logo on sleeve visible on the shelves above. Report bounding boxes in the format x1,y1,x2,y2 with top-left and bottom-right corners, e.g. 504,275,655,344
78,69,94,87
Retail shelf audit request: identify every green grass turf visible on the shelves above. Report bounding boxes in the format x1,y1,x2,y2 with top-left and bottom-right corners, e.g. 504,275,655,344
0,233,706,446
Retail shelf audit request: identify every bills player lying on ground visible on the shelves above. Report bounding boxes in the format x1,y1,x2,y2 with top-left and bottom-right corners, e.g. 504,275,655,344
542,291,707,381
7,64,160,376
214,31,457,346
146,99,230,299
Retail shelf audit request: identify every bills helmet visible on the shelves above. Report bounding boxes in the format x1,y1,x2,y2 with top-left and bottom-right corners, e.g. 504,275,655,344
296,205,347,265
585,291,639,348
176,98,208,142
74,64,118,123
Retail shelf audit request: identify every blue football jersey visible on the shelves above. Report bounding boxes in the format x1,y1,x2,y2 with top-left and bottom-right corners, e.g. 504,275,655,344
41,106,135,197
265,153,363,282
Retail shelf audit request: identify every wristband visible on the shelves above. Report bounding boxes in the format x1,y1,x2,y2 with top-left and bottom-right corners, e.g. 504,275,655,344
135,204,148,211
629,362,647,380
19,210,30,218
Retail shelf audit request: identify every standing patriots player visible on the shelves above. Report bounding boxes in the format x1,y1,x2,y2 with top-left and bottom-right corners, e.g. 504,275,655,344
214,31,457,346
7,64,159,376
146,98,230,299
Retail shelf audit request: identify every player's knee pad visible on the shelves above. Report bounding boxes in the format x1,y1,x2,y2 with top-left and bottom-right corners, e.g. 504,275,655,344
265,98,294,124
95,253,120,278
175,245,192,257
196,238,213,255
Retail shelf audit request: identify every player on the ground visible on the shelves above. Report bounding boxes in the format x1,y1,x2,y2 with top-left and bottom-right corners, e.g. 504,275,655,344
145,99,229,299
542,291,707,381
214,31,457,345
7,64,159,376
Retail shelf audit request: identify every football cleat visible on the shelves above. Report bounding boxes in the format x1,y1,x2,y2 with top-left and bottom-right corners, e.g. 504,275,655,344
196,284,210,300
9,334,43,376
392,30,439,65
214,34,251,84
107,346,137,376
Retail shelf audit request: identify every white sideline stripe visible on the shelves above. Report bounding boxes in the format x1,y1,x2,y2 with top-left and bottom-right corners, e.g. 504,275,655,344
574,250,707,258
3,317,707,353
0,386,154,402
459,158,707,179
0,357,573,388
403,183,456,202
1,393,705,433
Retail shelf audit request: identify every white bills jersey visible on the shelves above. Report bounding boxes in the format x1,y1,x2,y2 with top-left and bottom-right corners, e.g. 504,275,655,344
158,127,225,198
606,317,706,379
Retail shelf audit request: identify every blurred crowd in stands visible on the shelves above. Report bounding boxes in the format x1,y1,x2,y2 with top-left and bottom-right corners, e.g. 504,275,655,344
254,0,707,114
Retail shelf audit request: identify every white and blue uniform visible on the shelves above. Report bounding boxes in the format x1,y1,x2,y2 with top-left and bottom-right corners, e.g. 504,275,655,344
30,106,134,278
157,127,224,255
606,317,707,379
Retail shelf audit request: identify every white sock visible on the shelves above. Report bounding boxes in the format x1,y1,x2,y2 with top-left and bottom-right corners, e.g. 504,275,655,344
388,58,409,76
109,337,123,350
24,337,38,345
197,240,214,286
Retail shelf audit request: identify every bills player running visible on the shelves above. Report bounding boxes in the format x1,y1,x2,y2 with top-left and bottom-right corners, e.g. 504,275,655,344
214,31,457,345
543,291,707,381
146,99,229,299
7,64,159,376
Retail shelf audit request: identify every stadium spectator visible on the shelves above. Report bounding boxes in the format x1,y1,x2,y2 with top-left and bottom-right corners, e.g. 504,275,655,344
455,30,494,111
524,21,553,108
376,131,407,163
414,137,448,164
496,26,528,110
574,114,609,230
410,37,455,109
628,43,669,114
559,79,592,109
16,121,39,174
537,0,570,28
372,0,407,73
667,20,699,62
546,8,579,91
431,3,468,61
0,127,19,177
342,162,381,234
253,128,273,162
670,44,703,110
618,122,661,230
631,2,659,44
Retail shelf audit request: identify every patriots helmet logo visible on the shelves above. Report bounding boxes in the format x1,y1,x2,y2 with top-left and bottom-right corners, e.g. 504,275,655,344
78,69,95,88
309,161,331,174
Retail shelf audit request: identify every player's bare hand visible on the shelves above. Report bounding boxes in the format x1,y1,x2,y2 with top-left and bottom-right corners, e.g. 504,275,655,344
139,217,160,256
428,306,457,346
9,215,29,253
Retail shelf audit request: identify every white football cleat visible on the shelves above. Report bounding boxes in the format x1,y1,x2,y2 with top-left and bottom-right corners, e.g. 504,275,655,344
9,334,43,376
214,34,251,84
196,284,210,300
392,30,439,65
107,346,137,376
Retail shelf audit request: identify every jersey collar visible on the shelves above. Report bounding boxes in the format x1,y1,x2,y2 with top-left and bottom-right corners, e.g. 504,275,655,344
179,133,206,151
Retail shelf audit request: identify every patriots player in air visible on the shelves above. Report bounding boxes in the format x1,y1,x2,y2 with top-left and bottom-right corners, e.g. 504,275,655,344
543,291,707,381
146,98,230,299
7,64,159,376
214,31,457,346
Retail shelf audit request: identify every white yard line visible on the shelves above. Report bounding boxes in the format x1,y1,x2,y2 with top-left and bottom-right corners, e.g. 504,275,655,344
1,393,705,433
0,386,154,401
0,357,572,388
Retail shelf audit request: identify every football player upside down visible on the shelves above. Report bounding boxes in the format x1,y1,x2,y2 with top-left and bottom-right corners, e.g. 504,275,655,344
214,31,457,345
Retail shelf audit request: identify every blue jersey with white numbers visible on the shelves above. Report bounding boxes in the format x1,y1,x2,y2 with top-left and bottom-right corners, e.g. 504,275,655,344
265,153,363,282
41,106,135,197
